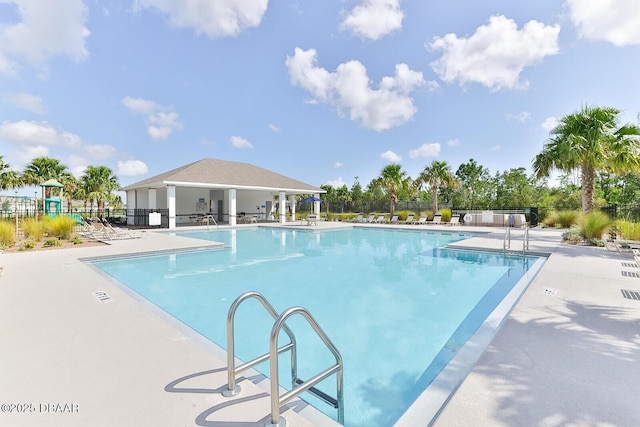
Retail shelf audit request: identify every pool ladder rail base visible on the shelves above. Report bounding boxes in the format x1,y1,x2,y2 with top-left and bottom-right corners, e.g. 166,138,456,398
222,291,344,427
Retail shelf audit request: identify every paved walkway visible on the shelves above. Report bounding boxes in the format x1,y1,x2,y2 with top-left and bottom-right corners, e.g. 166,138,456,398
0,224,638,427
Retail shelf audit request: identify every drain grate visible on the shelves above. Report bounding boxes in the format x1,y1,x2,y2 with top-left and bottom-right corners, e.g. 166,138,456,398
621,271,640,278
621,289,640,300
621,262,637,268
543,287,558,296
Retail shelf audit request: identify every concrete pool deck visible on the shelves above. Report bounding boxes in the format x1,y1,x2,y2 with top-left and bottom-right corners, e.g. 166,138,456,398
0,223,639,426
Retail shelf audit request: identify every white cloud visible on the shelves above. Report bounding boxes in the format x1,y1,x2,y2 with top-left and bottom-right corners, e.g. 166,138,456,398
380,150,401,162
83,144,117,160
334,161,344,168
286,48,427,131
566,0,640,46
0,0,90,75
447,138,461,147
409,142,440,159
117,160,149,177
134,0,269,38
541,116,559,132
324,177,345,188
507,111,531,122
122,96,183,141
230,135,253,149
430,15,560,91
0,120,81,147
491,145,501,151
340,0,404,41
268,123,280,132
6,93,46,114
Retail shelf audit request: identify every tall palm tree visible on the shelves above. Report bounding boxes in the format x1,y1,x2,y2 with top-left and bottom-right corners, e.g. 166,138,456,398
533,105,640,213
80,165,120,216
414,160,459,213
58,173,79,213
0,156,21,190
375,164,411,215
22,157,69,198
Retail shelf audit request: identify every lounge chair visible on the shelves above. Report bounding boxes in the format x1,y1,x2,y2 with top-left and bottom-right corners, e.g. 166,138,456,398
448,215,460,226
428,215,442,225
633,249,640,269
102,219,145,239
401,214,414,224
373,214,386,223
386,215,398,224
413,216,427,225
351,214,363,223
363,213,375,223
305,214,319,226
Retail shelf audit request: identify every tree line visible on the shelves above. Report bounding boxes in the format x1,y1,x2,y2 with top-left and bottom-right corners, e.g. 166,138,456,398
320,106,640,217
2,105,639,219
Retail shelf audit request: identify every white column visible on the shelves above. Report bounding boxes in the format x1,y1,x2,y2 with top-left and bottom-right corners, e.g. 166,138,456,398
148,188,157,210
279,191,286,223
314,193,320,215
167,185,176,229
126,190,136,225
229,188,237,226
289,194,297,221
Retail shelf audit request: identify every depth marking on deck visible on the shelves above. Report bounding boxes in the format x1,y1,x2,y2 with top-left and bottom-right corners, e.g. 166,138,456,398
93,291,114,304
543,287,558,296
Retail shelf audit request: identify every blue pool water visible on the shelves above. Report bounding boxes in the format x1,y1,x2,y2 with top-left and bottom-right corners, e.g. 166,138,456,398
91,227,539,427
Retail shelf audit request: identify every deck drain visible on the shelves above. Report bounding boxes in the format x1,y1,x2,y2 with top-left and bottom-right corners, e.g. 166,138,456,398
93,291,114,304
621,262,637,268
621,289,640,300
621,271,640,278
543,287,558,296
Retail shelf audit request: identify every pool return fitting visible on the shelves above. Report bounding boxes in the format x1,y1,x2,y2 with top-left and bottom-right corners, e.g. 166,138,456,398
222,291,344,427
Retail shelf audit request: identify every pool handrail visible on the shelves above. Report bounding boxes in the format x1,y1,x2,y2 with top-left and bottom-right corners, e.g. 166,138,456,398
222,291,297,397
268,306,344,427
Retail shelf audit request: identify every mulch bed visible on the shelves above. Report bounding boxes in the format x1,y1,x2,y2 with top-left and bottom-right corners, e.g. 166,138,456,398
2,236,107,254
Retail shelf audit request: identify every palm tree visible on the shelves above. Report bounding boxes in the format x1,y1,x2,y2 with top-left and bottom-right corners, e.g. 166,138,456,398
22,157,69,198
335,185,352,213
414,160,459,213
0,156,21,191
80,165,120,216
58,173,79,213
533,105,640,213
374,164,411,215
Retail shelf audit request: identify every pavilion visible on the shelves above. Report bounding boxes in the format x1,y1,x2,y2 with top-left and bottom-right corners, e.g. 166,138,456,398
121,158,324,228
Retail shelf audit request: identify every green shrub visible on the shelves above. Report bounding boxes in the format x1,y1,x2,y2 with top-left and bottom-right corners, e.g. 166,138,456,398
396,211,410,221
439,208,452,222
557,210,580,228
422,210,434,221
22,218,45,241
543,211,559,227
19,240,35,251
562,227,583,243
616,219,640,240
0,221,15,247
43,215,76,240
580,210,611,240
72,236,83,245
44,238,61,247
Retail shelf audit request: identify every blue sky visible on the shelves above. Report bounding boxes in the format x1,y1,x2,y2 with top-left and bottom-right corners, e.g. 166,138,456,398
1,0,639,196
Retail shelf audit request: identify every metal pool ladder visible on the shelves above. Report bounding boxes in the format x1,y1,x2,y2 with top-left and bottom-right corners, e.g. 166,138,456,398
222,291,344,427
503,226,530,256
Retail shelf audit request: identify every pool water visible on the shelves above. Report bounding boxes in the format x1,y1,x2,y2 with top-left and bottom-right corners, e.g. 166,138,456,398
91,227,539,427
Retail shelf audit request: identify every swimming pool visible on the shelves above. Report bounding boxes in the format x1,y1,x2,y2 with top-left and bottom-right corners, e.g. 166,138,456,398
90,227,542,427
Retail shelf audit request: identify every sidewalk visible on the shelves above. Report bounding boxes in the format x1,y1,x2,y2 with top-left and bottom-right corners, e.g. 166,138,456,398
433,234,640,426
